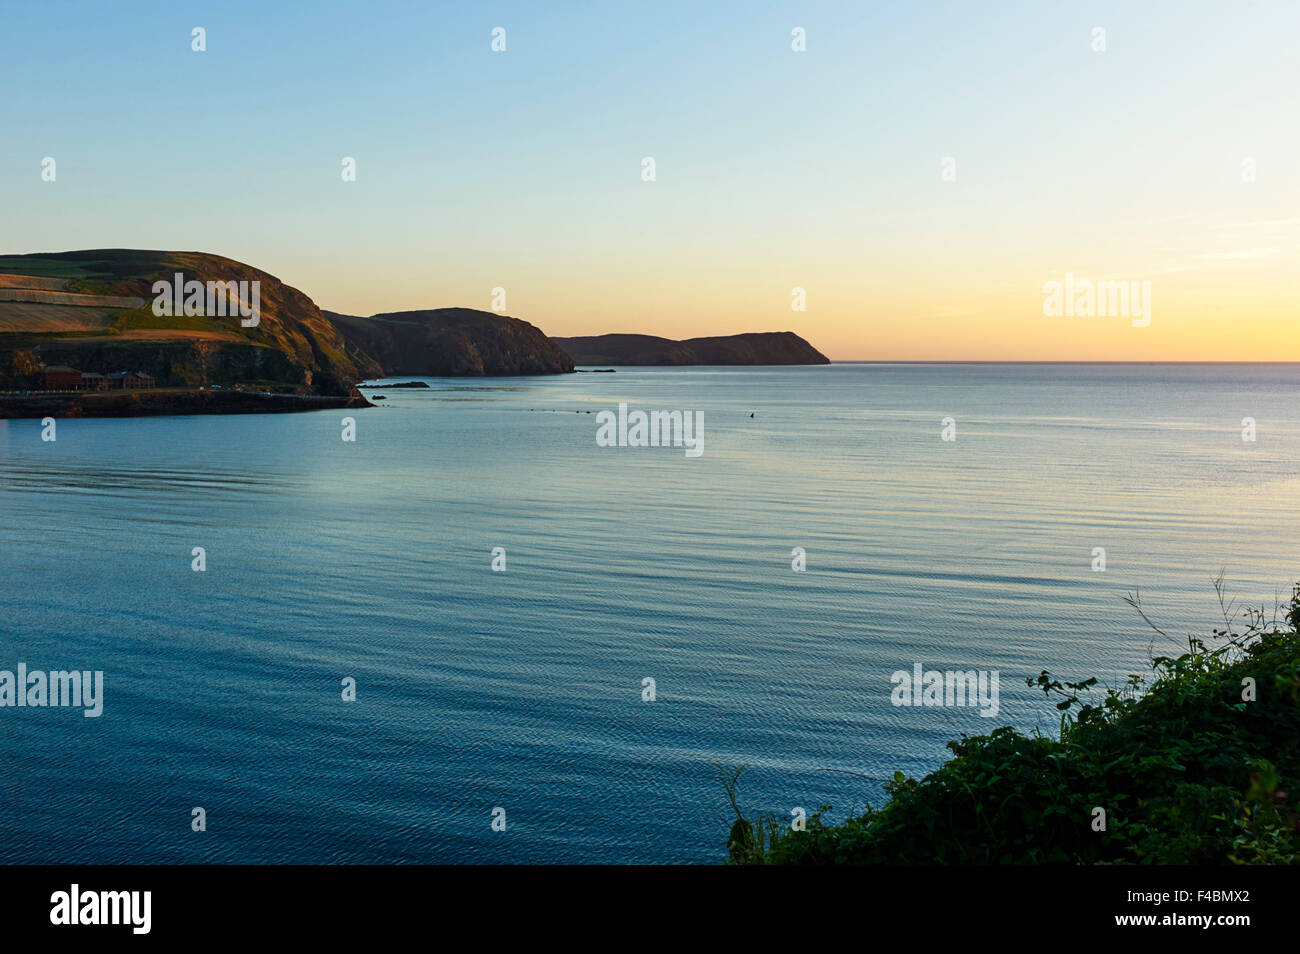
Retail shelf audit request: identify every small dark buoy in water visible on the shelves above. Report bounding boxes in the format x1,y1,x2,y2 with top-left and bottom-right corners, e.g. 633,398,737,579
749,412,755,418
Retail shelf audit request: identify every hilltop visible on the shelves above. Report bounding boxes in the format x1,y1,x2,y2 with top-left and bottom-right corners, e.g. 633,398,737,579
552,332,830,366
0,250,363,395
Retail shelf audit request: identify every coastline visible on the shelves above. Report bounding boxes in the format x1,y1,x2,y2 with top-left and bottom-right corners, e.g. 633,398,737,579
0,387,372,419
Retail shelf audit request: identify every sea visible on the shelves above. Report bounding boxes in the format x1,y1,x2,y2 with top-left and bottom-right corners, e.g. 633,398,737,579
1,363,1298,863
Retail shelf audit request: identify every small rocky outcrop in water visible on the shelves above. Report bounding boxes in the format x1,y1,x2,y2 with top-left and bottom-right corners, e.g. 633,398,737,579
325,308,575,376
551,332,830,366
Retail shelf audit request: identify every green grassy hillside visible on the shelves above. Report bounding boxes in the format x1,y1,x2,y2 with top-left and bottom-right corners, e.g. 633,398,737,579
0,250,367,395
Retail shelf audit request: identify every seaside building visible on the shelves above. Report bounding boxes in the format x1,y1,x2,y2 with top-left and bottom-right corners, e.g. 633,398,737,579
80,372,109,391
39,365,83,390
107,371,156,390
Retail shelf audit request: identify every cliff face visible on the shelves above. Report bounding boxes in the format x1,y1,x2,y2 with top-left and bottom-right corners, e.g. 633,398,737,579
552,332,830,366
324,309,575,377
0,250,365,395
12,338,307,390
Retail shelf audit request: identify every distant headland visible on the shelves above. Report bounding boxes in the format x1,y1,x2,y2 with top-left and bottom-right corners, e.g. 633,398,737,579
552,332,830,366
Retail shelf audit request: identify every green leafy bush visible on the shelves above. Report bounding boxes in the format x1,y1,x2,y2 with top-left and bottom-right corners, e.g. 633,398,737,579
723,580,1300,864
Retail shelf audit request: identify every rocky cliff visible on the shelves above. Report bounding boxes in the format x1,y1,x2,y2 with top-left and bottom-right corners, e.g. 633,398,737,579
0,250,364,395
324,308,575,377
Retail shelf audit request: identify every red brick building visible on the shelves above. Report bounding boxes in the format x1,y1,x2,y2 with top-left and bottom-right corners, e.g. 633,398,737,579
40,366,83,390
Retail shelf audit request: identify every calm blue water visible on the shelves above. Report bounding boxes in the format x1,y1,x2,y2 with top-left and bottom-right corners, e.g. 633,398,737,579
2,363,1298,863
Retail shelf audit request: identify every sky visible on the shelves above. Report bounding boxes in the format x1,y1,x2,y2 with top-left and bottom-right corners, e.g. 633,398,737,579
2,0,1298,361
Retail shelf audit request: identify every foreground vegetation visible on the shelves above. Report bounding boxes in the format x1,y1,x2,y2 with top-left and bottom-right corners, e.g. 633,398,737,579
724,581,1300,864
